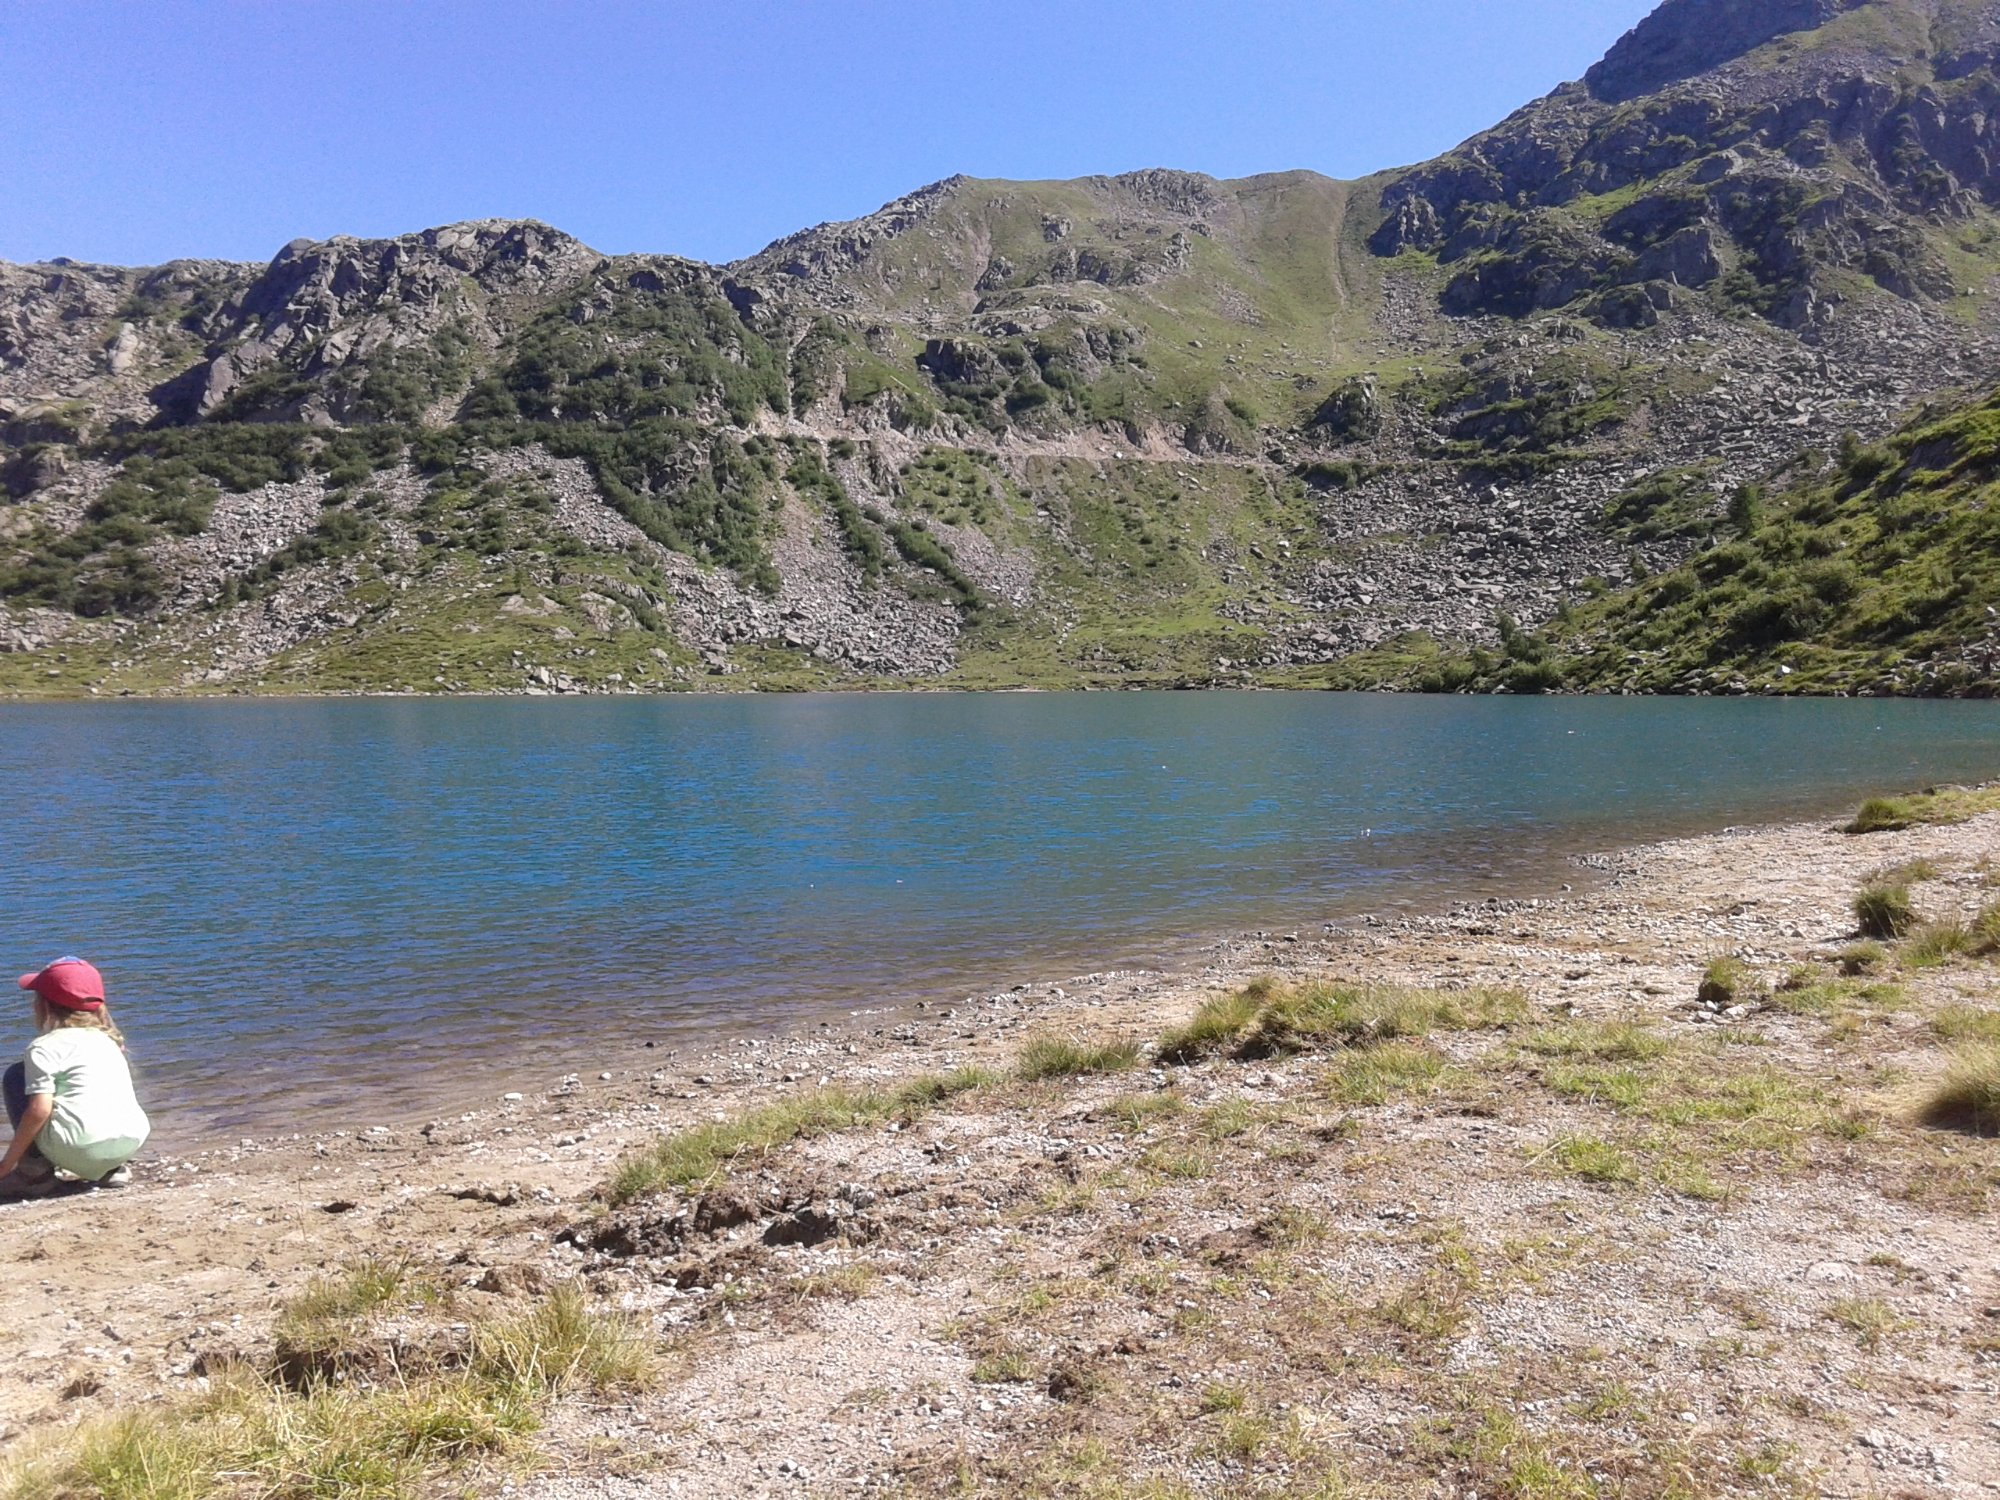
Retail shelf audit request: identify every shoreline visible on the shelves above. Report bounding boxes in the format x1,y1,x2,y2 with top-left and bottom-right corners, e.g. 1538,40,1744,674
126,798,1794,1148
4,794,1999,1496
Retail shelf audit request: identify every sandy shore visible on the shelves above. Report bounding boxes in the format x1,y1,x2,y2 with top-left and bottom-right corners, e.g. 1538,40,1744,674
3,798,1998,1497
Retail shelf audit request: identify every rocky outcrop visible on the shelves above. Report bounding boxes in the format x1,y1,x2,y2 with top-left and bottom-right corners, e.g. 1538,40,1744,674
154,221,601,422
1375,0,2000,328
1584,0,1868,104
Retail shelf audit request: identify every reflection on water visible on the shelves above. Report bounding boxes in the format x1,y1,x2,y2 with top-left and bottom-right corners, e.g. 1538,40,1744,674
1,692,1996,1136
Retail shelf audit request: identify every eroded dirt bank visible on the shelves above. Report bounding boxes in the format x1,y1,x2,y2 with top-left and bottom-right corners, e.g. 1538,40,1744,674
3,803,1998,1498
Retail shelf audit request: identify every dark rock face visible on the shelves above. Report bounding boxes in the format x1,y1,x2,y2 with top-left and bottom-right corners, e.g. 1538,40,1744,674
1585,0,1865,104
1374,1,2000,326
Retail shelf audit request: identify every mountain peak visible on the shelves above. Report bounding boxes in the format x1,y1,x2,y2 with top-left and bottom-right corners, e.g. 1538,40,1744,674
1584,0,1867,102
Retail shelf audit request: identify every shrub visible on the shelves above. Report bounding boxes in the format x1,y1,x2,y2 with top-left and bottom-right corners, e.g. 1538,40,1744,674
1854,884,1920,940
1916,1046,2000,1135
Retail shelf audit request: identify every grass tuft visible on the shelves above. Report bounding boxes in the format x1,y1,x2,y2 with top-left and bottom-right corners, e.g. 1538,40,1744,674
1324,1041,1447,1105
1837,941,1887,975
1825,1296,1908,1349
1972,899,2000,955
471,1286,655,1395
1697,956,1762,1006
1915,1045,2000,1136
1544,1135,1638,1185
1903,919,1974,968
1016,1034,1143,1082
1854,882,1920,940
1521,1019,1672,1062
1933,1005,2000,1044
1155,989,1263,1065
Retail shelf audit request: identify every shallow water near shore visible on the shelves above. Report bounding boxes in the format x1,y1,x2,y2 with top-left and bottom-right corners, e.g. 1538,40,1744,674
3,691,1998,1138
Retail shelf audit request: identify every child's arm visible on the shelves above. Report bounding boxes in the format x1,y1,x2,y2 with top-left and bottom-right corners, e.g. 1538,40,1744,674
0,1093,53,1177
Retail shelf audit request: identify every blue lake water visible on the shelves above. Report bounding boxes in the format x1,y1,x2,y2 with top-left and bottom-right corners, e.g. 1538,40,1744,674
2,693,1998,1138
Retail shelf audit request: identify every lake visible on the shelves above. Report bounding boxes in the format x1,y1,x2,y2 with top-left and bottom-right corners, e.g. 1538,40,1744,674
3,693,1997,1137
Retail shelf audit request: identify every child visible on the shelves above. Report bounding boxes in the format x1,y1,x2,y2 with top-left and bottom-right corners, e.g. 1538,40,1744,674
0,957,150,1199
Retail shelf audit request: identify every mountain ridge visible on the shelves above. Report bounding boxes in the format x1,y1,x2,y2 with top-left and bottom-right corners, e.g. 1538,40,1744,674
5,0,2000,698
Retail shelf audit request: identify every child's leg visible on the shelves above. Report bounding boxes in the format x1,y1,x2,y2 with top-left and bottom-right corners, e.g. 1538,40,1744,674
2,1063,47,1160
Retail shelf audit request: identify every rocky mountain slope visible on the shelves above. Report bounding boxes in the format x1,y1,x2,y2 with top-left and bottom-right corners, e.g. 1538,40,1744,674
6,0,2000,697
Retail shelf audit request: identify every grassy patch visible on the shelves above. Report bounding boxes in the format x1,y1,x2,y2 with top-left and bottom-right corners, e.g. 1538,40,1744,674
1543,1134,1640,1185
1903,919,1975,968
1324,1040,1449,1105
608,1067,996,1201
1236,982,1529,1058
1847,786,2000,834
1521,1019,1674,1062
1825,1296,1908,1349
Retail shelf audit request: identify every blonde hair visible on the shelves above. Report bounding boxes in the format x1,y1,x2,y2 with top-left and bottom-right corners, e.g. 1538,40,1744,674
32,997,125,1048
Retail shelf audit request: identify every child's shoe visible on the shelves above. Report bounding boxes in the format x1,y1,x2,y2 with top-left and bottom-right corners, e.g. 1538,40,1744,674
93,1166,133,1189
0,1158,58,1200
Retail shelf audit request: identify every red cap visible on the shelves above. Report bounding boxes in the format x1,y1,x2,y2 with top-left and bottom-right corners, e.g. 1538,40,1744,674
18,957,105,1012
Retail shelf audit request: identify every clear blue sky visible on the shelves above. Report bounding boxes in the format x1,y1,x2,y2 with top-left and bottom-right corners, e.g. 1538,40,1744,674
1,0,1657,269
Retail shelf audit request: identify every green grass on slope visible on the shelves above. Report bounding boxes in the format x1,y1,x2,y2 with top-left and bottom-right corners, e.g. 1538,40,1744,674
1400,388,2000,697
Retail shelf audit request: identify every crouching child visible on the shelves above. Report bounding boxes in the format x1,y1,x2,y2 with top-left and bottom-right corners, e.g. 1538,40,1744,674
1,957,151,1198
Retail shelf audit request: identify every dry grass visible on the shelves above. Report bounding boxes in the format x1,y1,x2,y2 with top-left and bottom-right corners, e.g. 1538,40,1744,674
0,1281,650,1500
1933,1005,2000,1044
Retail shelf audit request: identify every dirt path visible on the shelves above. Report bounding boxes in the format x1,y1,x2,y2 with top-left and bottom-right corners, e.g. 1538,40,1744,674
3,802,1998,1497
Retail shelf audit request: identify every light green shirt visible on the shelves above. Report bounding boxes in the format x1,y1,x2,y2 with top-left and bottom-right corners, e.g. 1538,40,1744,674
22,1028,150,1180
